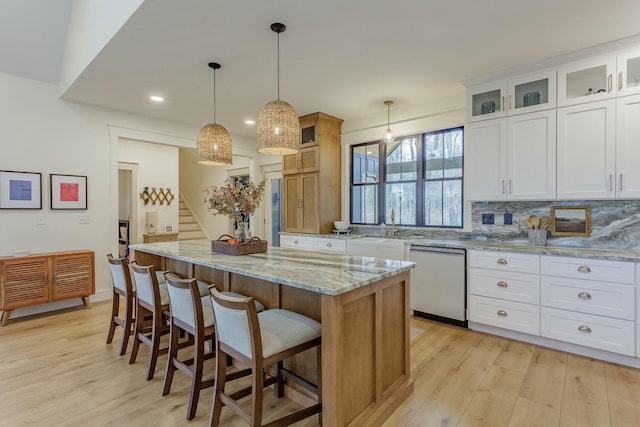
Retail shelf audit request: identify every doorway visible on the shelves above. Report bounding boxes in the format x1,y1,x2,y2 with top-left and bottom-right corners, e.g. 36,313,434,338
118,162,138,258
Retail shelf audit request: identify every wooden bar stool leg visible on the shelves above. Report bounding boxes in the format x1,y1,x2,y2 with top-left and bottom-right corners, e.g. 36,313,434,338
209,348,227,427
251,360,265,427
106,290,119,344
146,309,163,380
187,330,205,420
129,305,145,365
162,322,179,397
119,294,134,356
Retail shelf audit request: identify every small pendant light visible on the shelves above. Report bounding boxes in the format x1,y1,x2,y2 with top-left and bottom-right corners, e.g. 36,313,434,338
197,62,233,166
382,100,395,143
256,23,300,155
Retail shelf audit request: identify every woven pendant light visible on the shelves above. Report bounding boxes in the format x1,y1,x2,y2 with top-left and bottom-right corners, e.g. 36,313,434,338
197,62,233,166
256,23,300,155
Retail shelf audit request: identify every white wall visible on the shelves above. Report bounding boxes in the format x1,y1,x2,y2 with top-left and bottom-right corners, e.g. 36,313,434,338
0,70,198,319
119,138,178,242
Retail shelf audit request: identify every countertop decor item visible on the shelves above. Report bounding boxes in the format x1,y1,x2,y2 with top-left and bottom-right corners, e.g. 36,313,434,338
334,220,350,230
197,62,233,166
256,23,300,155
203,178,265,223
211,235,267,255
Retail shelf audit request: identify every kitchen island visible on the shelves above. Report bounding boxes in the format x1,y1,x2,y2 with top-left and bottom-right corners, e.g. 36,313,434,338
129,240,415,426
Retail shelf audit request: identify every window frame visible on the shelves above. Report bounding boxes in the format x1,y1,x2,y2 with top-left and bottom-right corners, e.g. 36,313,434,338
350,126,464,229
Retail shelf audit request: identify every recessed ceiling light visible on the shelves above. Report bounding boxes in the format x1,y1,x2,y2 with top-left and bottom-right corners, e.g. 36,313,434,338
244,119,255,125
149,95,164,102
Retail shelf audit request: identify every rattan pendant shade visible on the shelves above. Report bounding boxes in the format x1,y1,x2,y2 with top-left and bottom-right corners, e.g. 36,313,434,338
197,62,233,166
256,23,300,156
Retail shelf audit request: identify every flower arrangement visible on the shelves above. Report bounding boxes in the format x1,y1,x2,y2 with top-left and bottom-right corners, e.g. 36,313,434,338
203,178,266,223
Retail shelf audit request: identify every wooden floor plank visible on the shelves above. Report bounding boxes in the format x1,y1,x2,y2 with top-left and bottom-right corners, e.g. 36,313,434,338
3,302,640,427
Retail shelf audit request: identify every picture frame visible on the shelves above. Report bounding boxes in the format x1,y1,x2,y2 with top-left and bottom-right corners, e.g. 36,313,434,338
551,206,591,237
0,170,42,209
164,224,173,233
50,174,87,210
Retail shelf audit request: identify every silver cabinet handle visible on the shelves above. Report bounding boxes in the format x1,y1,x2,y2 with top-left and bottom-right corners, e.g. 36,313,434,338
509,94,512,110
578,265,591,273
619,173,623,191
497,281,508,288
326,243,332,248
497,258,508,265
608,73,613,92
497,310,508,317
578,291,592,300
501,96,506,111
578,325,592,333
609,174,613,192
293,240,299,244
508,180,512,194
501,180,505,194
619,71,623,91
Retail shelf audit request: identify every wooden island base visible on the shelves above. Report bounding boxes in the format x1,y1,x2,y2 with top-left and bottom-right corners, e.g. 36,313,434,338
134,249,413,426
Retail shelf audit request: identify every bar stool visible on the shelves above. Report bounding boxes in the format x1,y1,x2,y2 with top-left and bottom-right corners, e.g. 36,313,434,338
105,254,135,356
163,276,267,420
129,262,171,380
208,286,322,427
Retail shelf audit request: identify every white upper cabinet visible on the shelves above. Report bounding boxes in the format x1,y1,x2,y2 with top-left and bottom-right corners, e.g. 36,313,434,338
557,100,616,199
558,55,617,107
467,68,556,123
615,94,640,198
466,109,556,201
616,48,640,96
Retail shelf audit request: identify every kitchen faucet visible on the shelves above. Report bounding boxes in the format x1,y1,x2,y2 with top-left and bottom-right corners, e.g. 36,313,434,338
391,208,398,238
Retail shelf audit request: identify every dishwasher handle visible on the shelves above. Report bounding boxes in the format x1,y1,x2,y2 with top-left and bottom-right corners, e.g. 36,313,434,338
410,246,466,255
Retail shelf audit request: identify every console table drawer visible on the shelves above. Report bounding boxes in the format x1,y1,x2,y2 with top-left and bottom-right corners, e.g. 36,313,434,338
541,276,634,320
541,307,635,356
469,295,540,335
469,268,540,304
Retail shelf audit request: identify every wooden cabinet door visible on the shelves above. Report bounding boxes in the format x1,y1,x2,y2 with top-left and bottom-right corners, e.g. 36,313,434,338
507,109,556,200
557,100,615,199
299,173,318,233
282,154,298,175
0,257,49,310
465,118,508,201
51,252,95,301
298,146,318,173
284,175,301,232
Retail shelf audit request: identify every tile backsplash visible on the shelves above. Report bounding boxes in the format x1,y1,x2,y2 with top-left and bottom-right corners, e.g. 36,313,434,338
472,200,640,250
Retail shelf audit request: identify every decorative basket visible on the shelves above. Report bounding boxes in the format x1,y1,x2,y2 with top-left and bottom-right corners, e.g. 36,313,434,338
211,235,267,256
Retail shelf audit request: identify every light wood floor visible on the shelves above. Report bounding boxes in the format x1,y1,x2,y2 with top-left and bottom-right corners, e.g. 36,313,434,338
2,302,640,427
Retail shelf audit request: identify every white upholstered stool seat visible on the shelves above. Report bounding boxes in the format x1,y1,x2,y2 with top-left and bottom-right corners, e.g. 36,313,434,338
128,262,171,380
106,254,136,356
208,287,322,427
162,277,265,420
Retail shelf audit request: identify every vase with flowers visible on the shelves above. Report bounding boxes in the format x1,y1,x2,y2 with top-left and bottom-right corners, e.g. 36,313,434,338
203,178,266,243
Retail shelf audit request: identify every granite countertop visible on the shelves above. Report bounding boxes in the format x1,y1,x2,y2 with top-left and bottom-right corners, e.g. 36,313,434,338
129,240,414,296
281,232,640,262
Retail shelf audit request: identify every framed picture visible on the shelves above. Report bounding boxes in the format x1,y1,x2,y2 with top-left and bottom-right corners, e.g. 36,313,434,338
0,170,42,209
551,206,591,237
164,224,173,233
50,174,87,210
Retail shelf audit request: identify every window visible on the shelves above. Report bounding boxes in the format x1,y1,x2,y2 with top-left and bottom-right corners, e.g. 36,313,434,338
350,127,463,228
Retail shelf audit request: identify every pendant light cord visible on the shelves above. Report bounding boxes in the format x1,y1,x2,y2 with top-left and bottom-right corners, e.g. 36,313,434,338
387,103,390,128
276,30,280,101
213,68,217,123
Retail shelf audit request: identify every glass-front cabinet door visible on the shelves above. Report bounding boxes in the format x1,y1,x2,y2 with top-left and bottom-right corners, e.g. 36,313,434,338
617,48,640,96
558,54,617,106
467,81,507,123
507,68,556,116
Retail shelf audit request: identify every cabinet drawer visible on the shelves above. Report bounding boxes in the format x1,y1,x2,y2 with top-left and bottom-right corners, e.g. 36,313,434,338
541,307,635,356
313,238,346,253
540,276,634,320
540,256,634,284
469,295,540,335
280,235,315,250
468,250,540,273
469,268,540,304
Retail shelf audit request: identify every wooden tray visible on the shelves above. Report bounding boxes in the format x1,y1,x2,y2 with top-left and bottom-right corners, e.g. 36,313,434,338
211,235,267,256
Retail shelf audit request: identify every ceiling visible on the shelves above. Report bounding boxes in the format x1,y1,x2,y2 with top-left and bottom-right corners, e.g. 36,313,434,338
2,0,640,139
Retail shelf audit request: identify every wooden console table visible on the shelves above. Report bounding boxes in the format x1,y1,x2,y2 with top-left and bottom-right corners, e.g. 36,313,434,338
0,250,95,326
143,232,179,243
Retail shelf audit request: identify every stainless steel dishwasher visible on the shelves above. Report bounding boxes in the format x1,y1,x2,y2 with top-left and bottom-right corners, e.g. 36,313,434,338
410,245,467,327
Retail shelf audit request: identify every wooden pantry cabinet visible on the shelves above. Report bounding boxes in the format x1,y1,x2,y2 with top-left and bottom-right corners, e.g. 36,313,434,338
0,250,95,326
283,112,343,234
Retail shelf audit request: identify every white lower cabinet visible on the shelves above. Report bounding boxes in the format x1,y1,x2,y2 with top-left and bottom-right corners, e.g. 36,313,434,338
312,237,347,253
469,295,540,335
541,307,635,356
280,235,315,250
280,235,347,254
469,250,638,360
